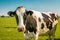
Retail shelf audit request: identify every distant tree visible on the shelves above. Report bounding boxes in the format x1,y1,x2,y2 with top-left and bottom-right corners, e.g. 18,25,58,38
1,15,5,17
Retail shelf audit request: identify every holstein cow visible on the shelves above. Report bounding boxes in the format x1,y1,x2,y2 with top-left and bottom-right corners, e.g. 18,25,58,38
8,6,58,40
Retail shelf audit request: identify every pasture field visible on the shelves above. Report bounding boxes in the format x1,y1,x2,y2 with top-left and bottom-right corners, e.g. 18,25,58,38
0,17,60,40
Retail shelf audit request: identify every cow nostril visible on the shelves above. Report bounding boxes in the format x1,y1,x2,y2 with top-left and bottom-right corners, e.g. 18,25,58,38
17,27,24,32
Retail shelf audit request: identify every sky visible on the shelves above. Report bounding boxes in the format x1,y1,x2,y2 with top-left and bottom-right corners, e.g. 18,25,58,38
0,0,60,16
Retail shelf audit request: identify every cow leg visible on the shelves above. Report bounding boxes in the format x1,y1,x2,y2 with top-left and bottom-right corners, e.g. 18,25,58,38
24,31,31,40
51,35,55,40
33,32,39,40
48,34,51,40
51,31,55,40
48,30,55,40
48,26,56,40
50,30,55,40
51,24,57,40
48,30,54,40
51,28,56,40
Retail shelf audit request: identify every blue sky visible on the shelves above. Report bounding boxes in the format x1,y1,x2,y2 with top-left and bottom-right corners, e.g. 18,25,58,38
0,0,60,16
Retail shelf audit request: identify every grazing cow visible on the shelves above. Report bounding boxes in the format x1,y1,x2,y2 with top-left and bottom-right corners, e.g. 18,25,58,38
8,6,58,40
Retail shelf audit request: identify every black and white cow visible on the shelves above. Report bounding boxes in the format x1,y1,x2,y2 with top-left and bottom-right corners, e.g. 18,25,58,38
8,6,58,40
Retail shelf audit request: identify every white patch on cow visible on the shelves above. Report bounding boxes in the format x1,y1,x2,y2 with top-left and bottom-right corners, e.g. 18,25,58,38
55,12,58,19
16,6,26,30
34,32,39,40
31,10,43,19
16,10,24,26
49,18,53,22
16,9,20,16
53,20,58,27
16,7,25,16
24,31,34,40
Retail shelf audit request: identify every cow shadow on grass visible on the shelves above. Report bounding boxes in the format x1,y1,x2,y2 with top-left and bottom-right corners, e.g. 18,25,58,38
46,38,60,40
5,27,16,28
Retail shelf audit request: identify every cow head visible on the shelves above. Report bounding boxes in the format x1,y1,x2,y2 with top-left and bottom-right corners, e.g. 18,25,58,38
16,6,34,32
16,6,26,32
8,6,33,32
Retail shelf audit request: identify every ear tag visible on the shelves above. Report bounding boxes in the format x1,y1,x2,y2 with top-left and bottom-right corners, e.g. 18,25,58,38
28,13,30,16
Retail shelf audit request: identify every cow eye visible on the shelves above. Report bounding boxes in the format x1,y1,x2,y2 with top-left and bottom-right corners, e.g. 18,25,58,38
23,13,27,19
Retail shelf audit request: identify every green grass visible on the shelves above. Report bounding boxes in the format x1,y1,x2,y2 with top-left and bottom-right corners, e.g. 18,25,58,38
0,17,60,40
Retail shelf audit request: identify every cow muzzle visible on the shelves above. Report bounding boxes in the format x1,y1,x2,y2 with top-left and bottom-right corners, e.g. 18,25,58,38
18,26,25,32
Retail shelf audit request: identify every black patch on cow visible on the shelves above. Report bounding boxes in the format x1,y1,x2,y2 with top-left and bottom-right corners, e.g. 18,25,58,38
44,18,52,30
42,13,52,30
26,11,33,15
15,14,19,25
46,22,52,30
43,18,52,30
42,13,50,20
50,13,58,21
41,23,44,29
26,16,37,33
38,18,41,22
13,11,19,25
23,10,34,25
23,13,27,25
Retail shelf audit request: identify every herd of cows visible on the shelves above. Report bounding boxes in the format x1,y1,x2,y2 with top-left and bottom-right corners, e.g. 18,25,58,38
8,6,58,40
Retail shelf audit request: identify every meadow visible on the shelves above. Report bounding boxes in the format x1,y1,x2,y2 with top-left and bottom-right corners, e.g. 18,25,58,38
0,17,60,40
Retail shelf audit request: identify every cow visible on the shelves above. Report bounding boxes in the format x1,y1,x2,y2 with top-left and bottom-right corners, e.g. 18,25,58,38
8,6,58,40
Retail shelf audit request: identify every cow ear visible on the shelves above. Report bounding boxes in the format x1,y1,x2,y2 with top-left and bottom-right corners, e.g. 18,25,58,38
8,11,15,17
26,11,33,16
